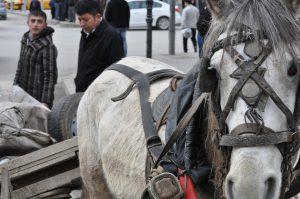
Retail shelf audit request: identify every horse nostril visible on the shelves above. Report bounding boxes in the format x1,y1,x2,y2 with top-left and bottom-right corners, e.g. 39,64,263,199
226,178,234,199
265,177,276,199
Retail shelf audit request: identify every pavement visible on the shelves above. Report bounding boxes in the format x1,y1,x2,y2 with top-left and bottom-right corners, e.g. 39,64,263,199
62,53,198,94
4,10,199,98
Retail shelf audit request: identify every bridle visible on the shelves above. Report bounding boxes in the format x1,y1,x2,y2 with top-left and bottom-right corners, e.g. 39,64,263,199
107,26,300,199
203,28,300,198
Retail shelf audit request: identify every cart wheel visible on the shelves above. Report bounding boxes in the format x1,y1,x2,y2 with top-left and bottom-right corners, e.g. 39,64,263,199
48,93,83,141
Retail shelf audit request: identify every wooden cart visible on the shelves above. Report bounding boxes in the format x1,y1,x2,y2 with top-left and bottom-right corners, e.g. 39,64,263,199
0,137,81,199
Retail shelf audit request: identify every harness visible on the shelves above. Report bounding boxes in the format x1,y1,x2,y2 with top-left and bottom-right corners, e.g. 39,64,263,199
106,27,300,197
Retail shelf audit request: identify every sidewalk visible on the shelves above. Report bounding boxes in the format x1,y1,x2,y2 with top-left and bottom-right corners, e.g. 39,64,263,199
62,53,198,95
4,10,198,96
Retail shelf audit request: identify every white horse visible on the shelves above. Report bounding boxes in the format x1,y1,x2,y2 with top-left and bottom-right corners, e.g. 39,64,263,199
77,0,300,198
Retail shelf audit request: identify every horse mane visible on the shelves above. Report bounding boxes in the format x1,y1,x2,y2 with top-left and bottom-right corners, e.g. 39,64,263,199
203,0,300,61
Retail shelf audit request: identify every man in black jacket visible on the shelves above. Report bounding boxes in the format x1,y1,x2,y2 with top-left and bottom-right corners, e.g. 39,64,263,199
74,0,124,92
196,3,211,57
105,0,130,56
14,10,58,108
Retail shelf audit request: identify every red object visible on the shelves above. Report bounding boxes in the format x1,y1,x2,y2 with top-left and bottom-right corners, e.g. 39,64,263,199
179,174,198,199
175,5,180,13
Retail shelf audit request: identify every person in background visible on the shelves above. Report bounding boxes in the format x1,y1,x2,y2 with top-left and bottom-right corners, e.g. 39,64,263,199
49,0,56,19
29,0,41,12
14,10,58,108
196,2,211,57
181,0,199,53
105,0,130,56
68,0,76,22
74,0,124,92
55,0,64,20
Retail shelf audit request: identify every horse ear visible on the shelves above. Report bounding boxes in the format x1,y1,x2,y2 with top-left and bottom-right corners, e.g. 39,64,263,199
284,0,300,14
205,0,225,19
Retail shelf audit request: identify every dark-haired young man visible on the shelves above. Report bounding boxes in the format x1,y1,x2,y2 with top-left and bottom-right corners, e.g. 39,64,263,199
74,0,124,92
14,10,58,108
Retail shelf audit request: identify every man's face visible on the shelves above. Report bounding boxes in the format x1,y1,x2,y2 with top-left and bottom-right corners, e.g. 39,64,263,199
77,13,101,33
28,15,47,38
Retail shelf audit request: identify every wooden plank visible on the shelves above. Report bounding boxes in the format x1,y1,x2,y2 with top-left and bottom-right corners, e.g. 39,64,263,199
0,166,13,199
8,147,78,179
9,152,76,180
12,168,80,199
0,137,78,181
5,137,77,171
30,188,71,199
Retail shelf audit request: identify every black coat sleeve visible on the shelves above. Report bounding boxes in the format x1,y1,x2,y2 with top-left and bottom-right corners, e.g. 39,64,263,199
108,34,124,64
125,2,130,25
105,2,112,23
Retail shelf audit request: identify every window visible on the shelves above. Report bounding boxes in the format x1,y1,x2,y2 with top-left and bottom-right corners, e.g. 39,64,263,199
128,0,161,9
128,1,140,9
139,1,147,8
153,2,162,7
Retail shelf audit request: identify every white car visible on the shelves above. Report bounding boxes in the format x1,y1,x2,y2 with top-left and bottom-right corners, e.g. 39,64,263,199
127,0,181,30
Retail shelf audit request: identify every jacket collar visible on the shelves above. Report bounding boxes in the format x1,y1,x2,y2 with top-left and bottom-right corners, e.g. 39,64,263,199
22,26,54,50
81,19,109,39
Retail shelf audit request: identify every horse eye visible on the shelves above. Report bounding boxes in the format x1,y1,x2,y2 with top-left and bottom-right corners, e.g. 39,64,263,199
287,60,298,76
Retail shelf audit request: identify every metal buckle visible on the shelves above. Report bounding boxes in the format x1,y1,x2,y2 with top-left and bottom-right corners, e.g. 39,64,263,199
147,172,183,199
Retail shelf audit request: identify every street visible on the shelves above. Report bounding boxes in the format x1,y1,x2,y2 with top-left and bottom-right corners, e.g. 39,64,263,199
0,12,198,80
0,12,199,101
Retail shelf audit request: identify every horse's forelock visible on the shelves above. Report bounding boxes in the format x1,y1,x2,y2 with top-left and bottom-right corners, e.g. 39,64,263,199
203,0,300,62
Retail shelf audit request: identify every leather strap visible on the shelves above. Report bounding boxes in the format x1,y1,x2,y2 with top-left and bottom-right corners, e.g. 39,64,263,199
111,69,182,102
154,93,208,167
107,64,167,162
224,45,295,131
230,123,274,135
219,131,298,147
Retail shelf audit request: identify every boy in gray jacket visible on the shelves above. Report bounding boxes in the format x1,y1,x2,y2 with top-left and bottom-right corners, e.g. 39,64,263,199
14,10,58,108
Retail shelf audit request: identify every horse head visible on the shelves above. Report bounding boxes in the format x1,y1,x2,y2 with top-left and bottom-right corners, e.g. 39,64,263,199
203,0,300,198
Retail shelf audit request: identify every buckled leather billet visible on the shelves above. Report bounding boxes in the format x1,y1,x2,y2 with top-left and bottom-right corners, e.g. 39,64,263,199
147,172,184,199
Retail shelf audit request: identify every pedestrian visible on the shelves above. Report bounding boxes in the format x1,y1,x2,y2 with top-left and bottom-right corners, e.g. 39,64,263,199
74,0,124,92
55,0,64,20
105,0,130,56
196,3,211,56
181,0,199,53
29,0,42,12
49,0,56,19
63,0,68,21
68,0,76,22
14,10,58,108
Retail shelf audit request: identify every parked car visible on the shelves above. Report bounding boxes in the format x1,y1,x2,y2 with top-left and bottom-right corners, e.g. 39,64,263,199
5,0,50,10
127,0,181,30
0,0,7,20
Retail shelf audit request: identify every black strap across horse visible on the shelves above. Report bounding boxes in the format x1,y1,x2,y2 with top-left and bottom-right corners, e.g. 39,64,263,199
107,64,181,162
